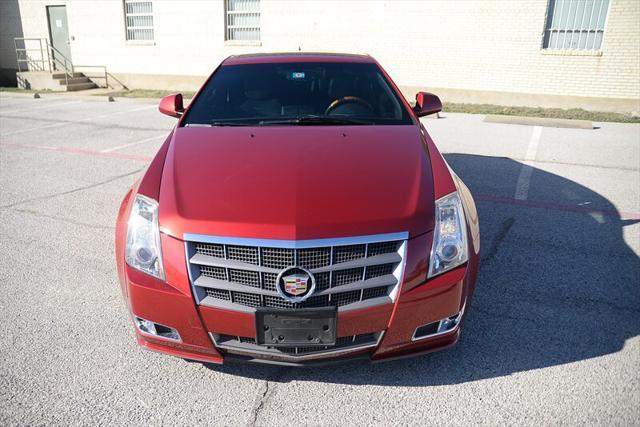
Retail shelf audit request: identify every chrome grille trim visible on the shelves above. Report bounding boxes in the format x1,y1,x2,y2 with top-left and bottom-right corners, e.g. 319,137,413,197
184,232,408,312
184,232,408,249
189,252,401,275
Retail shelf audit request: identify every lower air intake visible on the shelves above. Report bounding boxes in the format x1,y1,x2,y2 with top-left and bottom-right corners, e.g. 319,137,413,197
213,332,381,358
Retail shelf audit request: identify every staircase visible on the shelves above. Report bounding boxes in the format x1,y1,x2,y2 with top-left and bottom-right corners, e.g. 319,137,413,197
14,37,108,91
51,72,98,91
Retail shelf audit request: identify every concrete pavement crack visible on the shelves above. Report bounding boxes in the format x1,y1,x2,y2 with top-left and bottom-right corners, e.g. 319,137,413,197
11,208,115,230
481,217,515,264
0,168,144,209
247,368,289,427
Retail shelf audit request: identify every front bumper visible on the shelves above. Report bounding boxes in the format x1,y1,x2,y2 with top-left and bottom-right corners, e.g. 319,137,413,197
121,231,477,366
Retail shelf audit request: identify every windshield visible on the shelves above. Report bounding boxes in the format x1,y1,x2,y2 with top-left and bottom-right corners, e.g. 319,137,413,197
183,62,413,126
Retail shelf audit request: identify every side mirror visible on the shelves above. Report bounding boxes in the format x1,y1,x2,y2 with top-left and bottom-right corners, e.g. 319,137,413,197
159,93,184,118
413,92,442,117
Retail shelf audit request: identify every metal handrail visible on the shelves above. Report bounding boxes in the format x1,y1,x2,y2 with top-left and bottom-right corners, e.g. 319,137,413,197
73,65,108,89
14,38,49,73
47,42,74,86
13,37,109,88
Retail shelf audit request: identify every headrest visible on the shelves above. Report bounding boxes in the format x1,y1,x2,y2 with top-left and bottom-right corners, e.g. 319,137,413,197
328,76,357,99
244,78,272,100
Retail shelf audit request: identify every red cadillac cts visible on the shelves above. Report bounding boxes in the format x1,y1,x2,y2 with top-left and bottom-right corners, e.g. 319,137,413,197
115,53,480,365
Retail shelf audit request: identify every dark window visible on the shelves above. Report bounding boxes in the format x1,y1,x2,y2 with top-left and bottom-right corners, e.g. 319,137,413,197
183,62,413,126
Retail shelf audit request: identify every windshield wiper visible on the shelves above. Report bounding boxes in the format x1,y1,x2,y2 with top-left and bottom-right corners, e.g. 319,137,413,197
259,116,372,126
209,121,255,127
185,122,255,127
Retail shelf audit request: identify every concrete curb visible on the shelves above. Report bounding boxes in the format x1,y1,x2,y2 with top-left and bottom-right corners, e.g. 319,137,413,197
0,90,192,106
483,114,593,129
1,90,149,103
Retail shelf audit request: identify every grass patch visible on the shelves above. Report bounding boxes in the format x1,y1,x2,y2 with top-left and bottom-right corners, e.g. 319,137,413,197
4,86,638,123
101,89,196,99
0,87,55,94
442,102,640,123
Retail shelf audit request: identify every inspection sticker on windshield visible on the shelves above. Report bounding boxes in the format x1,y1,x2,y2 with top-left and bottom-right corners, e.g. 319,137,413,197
291,72,305,79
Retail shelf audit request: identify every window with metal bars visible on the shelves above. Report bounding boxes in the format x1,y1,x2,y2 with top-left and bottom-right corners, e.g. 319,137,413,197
124,0,154,41
543,0,610,50
225,0,260,41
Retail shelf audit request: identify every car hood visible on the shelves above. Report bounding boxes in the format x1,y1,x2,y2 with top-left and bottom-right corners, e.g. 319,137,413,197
158,125,434,241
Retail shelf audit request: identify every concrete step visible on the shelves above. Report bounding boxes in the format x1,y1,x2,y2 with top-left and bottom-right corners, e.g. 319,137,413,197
51,72,85,79
55,76,92,85
17,70,101,92
65,81,98,91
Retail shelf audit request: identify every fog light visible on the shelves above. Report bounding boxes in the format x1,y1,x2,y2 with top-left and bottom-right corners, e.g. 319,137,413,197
136,317,157,335
439,315,459,332
412,302,466,341
134,317,181,341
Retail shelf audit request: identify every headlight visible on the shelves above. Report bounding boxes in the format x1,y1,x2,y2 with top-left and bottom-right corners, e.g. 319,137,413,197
125,194,165,280
428,191,468,278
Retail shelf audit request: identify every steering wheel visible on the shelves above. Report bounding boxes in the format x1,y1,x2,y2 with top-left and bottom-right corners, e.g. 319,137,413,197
324,96,374,115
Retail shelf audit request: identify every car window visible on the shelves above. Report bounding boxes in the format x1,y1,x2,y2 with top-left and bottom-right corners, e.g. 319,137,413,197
183,62,413,126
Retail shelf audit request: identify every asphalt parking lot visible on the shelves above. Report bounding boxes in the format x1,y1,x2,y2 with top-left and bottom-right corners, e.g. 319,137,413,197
1,93,638,425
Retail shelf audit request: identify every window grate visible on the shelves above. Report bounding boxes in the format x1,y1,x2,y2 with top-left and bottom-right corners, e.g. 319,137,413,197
225,0,260,41
543,0,610,50
124,0,154,41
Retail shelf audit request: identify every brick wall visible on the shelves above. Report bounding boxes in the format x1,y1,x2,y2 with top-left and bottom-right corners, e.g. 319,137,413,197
2,0,638,101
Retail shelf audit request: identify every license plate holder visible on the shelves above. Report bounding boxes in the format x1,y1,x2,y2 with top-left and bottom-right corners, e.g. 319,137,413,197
255,307,337,347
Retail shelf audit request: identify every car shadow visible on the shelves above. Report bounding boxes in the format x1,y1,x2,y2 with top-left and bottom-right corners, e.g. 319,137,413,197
201,154,640,385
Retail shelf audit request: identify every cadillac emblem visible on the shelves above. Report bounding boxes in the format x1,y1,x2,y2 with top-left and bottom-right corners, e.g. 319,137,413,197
276,267,316,303
283,274,309,296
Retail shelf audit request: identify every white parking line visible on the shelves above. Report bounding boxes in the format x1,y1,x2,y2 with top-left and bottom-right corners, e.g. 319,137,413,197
101,134,166,152
1,100,82,114
514,126,542,200
0,104,155,137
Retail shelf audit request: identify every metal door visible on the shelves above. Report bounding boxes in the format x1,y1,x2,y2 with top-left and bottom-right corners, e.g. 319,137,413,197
47,5,72,70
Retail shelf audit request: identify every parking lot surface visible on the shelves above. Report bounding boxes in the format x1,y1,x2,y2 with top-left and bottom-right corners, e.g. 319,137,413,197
1,94,639,426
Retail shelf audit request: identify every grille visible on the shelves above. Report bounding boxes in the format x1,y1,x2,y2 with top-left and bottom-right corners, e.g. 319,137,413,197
231,291,261,308
263,295,295,309
216,333,379,357
195,243,224,258
262,272,277,291
199,265,226,280
227,245,259,265
315,272,330,291
205,288,231,301
368,241,400,257
261,294,330,309
333,268,364,287
334,244,366,264
331,290,362,307
297,247,331,269
260,247,294,269
363,286,389,300
228,269,260,288
365,263,395,280
188,234,406,311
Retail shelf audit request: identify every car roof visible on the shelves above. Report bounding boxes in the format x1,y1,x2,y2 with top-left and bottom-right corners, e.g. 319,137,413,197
222,52,376,65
